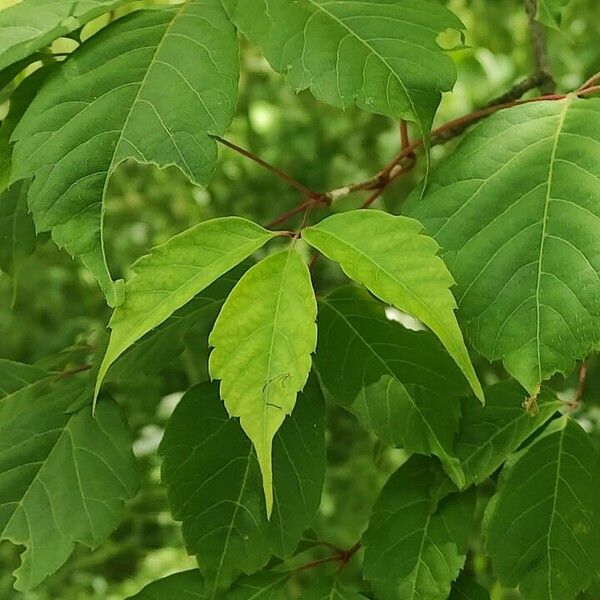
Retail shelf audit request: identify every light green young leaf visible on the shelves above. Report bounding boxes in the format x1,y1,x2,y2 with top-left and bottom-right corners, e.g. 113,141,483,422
303,210,483,401
11,1,239,305
0,364,138,591
209,248,317,516
159,379,325,596
0,181,37,277
316,286,467,486
106,265,245,383
483,417,600,600
536,0,571,28
0,0,131,72
449,574,490,600
407,97,600,393
126,570,290,599
222,0,463,140
363,456,476,600
454,381,562,486
96,218,274,395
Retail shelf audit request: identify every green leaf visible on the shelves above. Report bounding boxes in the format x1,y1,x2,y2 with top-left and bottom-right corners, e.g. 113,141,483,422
407,97,600,393
483,416,600,599
0,181,37,277
209,248,317,516
222,0,463,139
454,381,562,486
159,379,325,596
11,1,239,305
0,0,131,72
126,570,289,599
316,286,467,486
106,265,245,383
311,580,370,600
0,359,48,397
536,0,571,28
0,364,138,591
96,218,273,394
363,456,476,600
449,574,490,600
303,210,482,401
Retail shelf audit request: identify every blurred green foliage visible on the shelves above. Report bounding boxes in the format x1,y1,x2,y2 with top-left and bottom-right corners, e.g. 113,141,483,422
1,0,599,598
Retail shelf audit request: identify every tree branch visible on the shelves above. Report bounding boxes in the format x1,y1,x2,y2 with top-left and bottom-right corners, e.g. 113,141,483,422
524,0,555,94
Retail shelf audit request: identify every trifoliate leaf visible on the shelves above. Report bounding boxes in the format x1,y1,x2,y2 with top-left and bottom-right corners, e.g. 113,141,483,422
303,210,482,401
107,266,245,383
449,574,490,600
209,248,317,516
363,456,476,600
316,286,466,486
407,97,600,393
483,416,600,599
454,381,562,485
222,0,463,139
0,364,138,591
159,379,325,596
0,0,131,72
11,1,239,304
96,218,274,395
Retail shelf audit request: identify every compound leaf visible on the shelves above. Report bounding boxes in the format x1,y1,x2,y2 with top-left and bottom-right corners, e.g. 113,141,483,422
303,210,482,401
222,0,463,139
0,0,131,73
159,379,325,596
454,381,562,485
11,1,239,305
316,286,467,486
363,456,475,600
483,416,600,600
208,248,317,516
0,363,138,591
407,97,600,393
96,217,274,395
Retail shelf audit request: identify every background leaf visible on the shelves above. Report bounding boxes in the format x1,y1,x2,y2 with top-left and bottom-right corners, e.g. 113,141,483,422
454,381,562,485
11,1,239,304
448,574,490,600
159,379,325,596
316,286,466,485
362,456,475,600
303,210,482,400
407,97,600,393
536,0,571,29
96,218,274,394
0,0,131,73
222,0,463,138
483,416,600,599
0,364,138,591
208,248,317,515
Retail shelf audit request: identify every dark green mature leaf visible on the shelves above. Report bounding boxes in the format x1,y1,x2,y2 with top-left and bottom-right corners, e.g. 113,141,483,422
407,97,600,393
454,381,562,485
11,1,239,305
209,248,317,516
107,266,245,382
0,363,138,591
222,0,463,139
126,570,289,599
160,379,325,596
449,574,490,600
316,286,466,485
483,417,600,599
536,0,571,28
0,0,131,72
363,456,475,600
96,218,274,393
303,210,482,401
0,181,36,277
